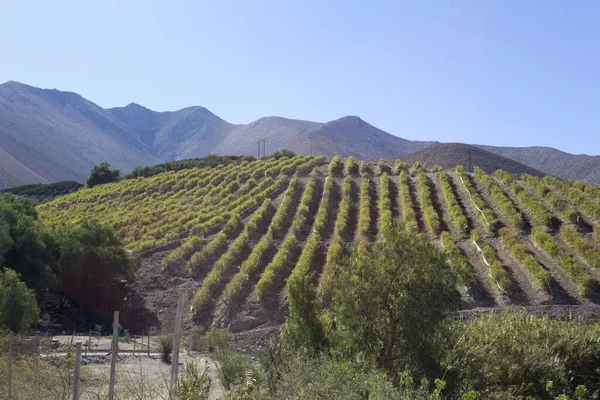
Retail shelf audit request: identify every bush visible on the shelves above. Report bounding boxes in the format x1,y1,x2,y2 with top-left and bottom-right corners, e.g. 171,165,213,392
474,168,524,230
399,171,418,233
0,269,39,332
217,348,261,390
345,156,358,175
314,177,334,234
158,335,173,362
438,170,469,237
357,177,372,239
207,328,233,352
471,230,513,292
498,227,551,289
328,155,343,175
327,224,461,374
531,227,594,295
440,231,475,287
456,166,498,232
417,172,441,236
86,162,120,187
178,360,211,399
438,311,600,398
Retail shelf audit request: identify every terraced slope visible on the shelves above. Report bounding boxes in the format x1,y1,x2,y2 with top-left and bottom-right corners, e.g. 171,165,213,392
36,156,600,337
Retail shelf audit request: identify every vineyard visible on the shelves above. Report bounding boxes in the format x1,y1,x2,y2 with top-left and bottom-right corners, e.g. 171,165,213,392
36,155,600,335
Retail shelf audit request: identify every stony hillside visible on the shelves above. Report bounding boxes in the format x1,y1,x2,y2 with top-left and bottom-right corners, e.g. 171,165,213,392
400,143,546,177
0,81,159,189
36,155,600,341
476,145,600,183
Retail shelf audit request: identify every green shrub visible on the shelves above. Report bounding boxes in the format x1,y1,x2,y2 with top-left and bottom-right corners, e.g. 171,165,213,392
158,335,173,362
440,231,475,288
345,156,358,175
399,171,418,233
514,184,553,227
290,178,317,237
314,177,334,234
417,172,441,236
394,159,409,173
474,168,524,230
456,166,498,232
471,230,513,292
498,227,551,289
318,236,344,303
357,177,372,239
0,269,39,332
560,225,600,270
207,328,233,352
531,227,594,295
256,236,298,299
217,348,260,389
438,170,469,237
328,155,343,175
178,360,211,399
378,159,390,174
439,311,600,398
269,176,300,238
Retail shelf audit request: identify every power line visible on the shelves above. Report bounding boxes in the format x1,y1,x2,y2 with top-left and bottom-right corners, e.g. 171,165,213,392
308,136,314,155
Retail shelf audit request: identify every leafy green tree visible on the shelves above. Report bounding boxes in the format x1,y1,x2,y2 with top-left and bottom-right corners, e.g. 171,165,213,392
0,268,39,332
0,195,54,294
86,162,120,187
56,218,139,312
327,224,461,375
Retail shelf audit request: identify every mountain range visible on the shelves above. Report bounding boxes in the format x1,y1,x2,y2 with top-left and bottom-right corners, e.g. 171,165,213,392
1,81,599,189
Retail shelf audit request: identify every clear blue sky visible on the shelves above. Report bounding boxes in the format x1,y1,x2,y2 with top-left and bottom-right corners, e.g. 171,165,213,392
2,1,599,155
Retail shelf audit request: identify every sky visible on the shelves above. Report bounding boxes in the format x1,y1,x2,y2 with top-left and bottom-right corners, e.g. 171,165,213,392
1,0,599,155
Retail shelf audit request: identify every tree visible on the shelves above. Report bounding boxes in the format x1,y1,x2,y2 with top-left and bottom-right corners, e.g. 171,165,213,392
86,162,120,187
327,224,461,375
0,268,39,332
56,218,139,312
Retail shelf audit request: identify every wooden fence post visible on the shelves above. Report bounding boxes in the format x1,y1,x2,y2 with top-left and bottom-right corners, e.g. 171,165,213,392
35,340,40,396
7,331,13,400
169,291,186,397
108,311,119,400
72,341,82,400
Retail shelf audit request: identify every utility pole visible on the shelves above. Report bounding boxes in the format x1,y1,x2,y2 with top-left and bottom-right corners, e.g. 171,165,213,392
308,136,313,155
261,139,267,157
257,140,261,158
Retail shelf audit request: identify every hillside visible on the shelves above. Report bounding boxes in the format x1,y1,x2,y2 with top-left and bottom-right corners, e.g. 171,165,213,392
3,81,600,190
400,143,546,177
36,155,600,339
0,82,160,189
477,145,600,183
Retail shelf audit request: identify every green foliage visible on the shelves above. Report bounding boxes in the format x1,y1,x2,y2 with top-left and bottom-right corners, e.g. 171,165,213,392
395,159,410,173
345,156,358,175
559,225,600,270
56,218,139,311
290,177,317,237
417,172,441,236
86,161,120,187
0,268,39,332
378,158,390,174
471,230,513,292
438,311,600,398
440,231,475,287
318,236,344,303
328,155,343,175
513,182,553,227
256,236,298,299
217,348,263,390
498,227,551,289
269,176,300,238
333,176,353,239
357,177,372,239
246,198,273,236
314,177,334,234
328,224,461,374
158,335,173,362
1,180,82,200
207,328,233,352
163,236,203,267
123,154,243,179
531,227,594,295
379,173,393,234
189,232,227,272
178,360,212,400
438,170,469,237
223,234,274,306
474,168,524,230
456,166,498,232
398,171,418,233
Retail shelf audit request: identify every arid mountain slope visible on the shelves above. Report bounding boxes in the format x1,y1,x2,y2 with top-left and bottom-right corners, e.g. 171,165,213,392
476,145,600,183
0,82,160,189
401,143,546,177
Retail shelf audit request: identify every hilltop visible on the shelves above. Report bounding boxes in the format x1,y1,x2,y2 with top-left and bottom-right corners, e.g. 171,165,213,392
2,81,600,189
35,155,600,343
